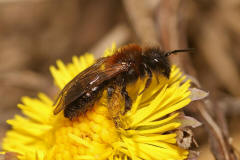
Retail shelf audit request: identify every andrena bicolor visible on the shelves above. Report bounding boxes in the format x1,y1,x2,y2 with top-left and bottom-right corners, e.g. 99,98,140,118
53,44,192,119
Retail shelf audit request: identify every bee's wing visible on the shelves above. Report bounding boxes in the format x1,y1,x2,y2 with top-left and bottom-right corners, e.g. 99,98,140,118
53,58,106,115
53,59,128,115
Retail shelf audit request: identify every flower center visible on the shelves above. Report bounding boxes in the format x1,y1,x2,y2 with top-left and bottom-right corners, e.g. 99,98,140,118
51,104,119,159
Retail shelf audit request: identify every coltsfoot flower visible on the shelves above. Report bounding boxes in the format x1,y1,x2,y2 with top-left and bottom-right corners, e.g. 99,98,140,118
2,44,193,160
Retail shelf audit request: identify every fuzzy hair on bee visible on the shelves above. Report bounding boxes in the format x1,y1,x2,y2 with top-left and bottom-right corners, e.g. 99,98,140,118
53,44,193,120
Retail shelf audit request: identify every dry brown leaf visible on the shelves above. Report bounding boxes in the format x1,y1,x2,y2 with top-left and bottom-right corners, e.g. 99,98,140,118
189,88,209,101
177,115,202,129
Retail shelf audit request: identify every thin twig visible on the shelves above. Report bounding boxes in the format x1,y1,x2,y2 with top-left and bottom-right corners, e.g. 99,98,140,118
196,101,230,160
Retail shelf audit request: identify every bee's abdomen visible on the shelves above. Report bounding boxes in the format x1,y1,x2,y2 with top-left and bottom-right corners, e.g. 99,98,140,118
64,85,105,119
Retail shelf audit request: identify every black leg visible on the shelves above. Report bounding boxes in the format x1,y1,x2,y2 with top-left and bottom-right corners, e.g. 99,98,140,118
107,86,115,99
139,64,153,94
121,85,132,113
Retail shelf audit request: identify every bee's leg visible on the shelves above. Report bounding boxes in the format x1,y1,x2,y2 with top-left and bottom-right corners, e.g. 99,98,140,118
139,64,152,94
107,85,124,128
121,85,132,113
107,85,122,116
107,86,115,100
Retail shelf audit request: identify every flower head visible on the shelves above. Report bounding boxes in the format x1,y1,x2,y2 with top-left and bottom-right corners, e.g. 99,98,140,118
2,44,192,160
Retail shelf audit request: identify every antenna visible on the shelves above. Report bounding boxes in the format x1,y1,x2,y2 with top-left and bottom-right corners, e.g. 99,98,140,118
164,48,194,57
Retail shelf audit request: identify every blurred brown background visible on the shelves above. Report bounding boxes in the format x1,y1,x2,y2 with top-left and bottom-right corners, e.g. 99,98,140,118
0,0,240,159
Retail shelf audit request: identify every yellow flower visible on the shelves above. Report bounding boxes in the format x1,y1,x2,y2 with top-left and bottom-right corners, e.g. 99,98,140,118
2,44,191,160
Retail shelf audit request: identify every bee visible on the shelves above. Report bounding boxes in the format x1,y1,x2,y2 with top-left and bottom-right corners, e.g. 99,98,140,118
53,44,192,120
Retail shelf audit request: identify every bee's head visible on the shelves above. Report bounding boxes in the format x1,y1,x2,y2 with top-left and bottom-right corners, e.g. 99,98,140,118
142,47,170,78
142,47,193,78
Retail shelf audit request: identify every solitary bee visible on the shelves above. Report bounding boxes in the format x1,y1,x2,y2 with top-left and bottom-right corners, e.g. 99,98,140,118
53,44,192,120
